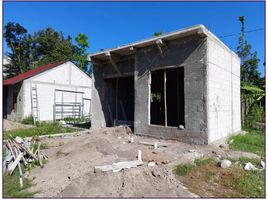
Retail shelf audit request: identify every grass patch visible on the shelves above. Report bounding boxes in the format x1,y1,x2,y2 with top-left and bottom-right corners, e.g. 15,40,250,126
4,122,81,139
229,126,264,157
31,142,49,152
194,157,214,167
175,163,193,176
3,167,35,197
175,157,265,198
21,115,34,125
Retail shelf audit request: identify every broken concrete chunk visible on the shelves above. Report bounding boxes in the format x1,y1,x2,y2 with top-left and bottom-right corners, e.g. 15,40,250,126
94,160,144,173
219,143,229,150
148,162,156,167
179,125,185,130
261,161,265,169
244,162,259,171
218,159,232,169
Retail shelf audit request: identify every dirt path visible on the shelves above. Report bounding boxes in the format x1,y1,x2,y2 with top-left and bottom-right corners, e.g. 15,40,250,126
3,119,34,131
27,126,259,197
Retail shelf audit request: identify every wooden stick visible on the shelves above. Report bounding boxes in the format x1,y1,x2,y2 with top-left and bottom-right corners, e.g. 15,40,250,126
37,142,43,168
13,148,24,188
164,69,167,127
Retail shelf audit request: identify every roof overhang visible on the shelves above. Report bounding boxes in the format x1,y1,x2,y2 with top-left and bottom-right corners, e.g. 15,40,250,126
88,24,207,62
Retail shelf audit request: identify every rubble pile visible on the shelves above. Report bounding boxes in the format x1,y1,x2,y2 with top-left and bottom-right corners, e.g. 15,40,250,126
3,136,48,188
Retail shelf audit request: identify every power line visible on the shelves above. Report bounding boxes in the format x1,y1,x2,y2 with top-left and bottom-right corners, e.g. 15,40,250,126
219,28,264,38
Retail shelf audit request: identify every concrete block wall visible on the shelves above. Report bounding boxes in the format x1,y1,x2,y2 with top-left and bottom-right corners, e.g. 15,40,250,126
207,36,241,144
134,36,209,144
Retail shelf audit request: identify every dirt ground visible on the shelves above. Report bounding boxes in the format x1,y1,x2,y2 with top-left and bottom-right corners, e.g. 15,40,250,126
27,126,260,198
3,119,34,131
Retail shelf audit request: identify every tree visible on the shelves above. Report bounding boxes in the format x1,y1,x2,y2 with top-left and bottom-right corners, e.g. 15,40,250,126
237,16,261,87
154,31,163,37
4,22,32,77
73,33,90,73
30,27,74,67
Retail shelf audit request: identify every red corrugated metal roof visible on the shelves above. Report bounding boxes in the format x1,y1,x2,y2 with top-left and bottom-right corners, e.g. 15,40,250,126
3,61,66,86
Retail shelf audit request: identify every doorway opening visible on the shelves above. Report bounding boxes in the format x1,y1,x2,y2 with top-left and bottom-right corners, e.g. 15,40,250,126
150,67,185,127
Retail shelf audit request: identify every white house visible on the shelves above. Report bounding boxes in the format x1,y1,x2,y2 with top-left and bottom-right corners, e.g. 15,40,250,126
3,61,92,122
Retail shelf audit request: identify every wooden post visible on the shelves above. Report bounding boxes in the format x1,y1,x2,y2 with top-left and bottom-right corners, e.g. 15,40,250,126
115,78,119,120
164,69,167,126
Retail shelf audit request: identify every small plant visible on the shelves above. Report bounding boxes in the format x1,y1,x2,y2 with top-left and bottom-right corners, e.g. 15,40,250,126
21,115,34,125
175,163,193,176
194,157,215,167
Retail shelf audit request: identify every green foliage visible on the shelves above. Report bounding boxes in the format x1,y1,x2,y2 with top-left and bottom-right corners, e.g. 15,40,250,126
4,22,90,78
175,163,193,176
3,167,35,197
4,122,80,139
73,33,90,73
229,127,264,157
151,92,161,102
237,16,262,87
4,22,33,78
194,157,214,167
30,27,73,67
154,31,163,37
237,170,265,197
21,115,34,125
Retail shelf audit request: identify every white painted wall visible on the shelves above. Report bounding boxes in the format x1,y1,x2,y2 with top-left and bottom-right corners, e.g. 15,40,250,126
21,62,91,121
207,36,241,144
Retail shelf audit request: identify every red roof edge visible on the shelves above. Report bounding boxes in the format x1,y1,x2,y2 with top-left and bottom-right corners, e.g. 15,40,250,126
3,61,66,86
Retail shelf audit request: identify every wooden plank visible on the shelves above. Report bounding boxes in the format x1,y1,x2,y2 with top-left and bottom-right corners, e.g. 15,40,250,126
138,141,169,147
108,104,113,126
8,152,23,175
120,101,127,120
164,69,167,126
13,147,24,188
116,78,119,120
94,160,144,173
37,142,43,168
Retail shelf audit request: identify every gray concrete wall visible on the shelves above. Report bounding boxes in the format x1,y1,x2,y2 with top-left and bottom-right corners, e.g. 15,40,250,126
134,35,208,144
91,59,135,129
6,82,24,121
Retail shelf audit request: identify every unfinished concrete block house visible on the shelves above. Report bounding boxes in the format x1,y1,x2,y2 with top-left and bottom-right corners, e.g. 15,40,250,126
3,61,91,122
89,25,241,144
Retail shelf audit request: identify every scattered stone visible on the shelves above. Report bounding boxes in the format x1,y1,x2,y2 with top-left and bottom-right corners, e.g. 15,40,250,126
148,162,156,167
179,125,185,130
218,159,232,169
219,143,228,150
261,161,265,169
188,149,196,153
59,120,66,125
244,162,259,171
118,136,121,140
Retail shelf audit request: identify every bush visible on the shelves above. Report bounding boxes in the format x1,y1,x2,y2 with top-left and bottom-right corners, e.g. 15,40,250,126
21,115,34,125
175,163,193,176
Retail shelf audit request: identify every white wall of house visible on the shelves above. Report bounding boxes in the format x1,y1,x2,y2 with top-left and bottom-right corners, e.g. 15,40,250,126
17,61,91,121
207,36,241,144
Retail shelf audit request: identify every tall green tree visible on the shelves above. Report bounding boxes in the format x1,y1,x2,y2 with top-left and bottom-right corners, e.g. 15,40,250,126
30,27,74,66
4,22,33,77
237,16,261,87
73,33,90,73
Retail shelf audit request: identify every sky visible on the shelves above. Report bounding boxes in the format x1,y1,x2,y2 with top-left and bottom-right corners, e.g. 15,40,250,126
3,2,265,76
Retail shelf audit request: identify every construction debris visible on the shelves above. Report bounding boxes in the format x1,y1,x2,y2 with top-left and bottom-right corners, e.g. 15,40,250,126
244,162,265,171
139,141,169,148
218,159,232,169
94,160,144,173
3,136,48,188
148,162,156,167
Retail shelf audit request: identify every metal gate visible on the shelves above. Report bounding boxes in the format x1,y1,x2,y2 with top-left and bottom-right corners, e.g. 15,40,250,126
53,89,84,121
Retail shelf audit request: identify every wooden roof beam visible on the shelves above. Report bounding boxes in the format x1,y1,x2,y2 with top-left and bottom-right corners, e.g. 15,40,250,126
105,51,121,75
